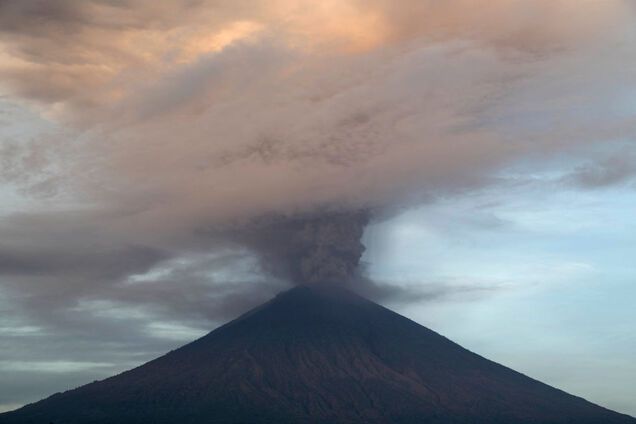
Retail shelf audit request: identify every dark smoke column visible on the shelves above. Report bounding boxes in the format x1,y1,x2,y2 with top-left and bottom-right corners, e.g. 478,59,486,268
250,211,370,285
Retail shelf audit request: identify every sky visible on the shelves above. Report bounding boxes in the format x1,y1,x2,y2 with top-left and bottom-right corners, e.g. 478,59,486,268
0,0,635,416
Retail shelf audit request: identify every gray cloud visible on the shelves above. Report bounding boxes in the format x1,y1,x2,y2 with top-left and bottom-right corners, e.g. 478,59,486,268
0,244,166,278
345,276,507,306
564,152,636,189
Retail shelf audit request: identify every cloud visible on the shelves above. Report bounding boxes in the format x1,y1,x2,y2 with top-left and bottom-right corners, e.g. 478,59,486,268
0,0,632,115
564,151,636,189
351,277,508,306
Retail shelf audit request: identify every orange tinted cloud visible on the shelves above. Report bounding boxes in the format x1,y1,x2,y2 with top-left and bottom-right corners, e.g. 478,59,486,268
2,0,630,117
0,0,634,235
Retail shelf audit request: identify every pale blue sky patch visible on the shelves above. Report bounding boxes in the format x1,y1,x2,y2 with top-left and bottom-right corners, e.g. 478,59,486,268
364,177,636,416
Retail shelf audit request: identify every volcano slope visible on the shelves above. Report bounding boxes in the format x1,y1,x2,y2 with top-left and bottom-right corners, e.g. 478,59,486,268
1,285,634,424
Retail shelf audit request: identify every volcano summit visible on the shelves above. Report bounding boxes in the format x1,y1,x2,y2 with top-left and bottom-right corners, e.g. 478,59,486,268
1,285,633,424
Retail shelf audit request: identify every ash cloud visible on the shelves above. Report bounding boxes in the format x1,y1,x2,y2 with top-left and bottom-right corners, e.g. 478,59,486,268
0,0,633,320
242,211,370,285
0,0,634,307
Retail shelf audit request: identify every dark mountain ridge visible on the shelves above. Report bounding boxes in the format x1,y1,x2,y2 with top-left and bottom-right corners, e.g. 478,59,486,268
1,285,634,423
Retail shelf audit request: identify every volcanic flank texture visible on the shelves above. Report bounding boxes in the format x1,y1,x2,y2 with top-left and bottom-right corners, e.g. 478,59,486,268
1,285,634,424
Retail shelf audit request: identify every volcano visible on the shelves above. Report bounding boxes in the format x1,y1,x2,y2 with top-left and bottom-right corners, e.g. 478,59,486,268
1,285,634,424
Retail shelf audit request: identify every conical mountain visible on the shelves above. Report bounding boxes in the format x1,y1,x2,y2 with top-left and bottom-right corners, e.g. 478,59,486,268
1,285,634,424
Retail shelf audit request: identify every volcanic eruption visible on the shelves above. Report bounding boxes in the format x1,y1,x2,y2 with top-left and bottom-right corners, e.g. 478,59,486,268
1,0,636,421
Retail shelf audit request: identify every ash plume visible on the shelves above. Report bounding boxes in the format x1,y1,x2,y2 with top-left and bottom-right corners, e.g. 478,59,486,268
243,211,370,285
